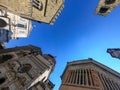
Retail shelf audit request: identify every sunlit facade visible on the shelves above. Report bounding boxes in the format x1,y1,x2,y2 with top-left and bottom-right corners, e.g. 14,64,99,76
0,9,32,42
60,58,120,90
0,0,64,24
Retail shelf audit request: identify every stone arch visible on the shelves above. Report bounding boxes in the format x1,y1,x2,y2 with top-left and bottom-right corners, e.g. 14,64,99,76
18,64,32,73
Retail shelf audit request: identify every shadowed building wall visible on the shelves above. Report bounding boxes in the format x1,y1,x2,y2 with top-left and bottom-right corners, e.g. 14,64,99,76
0,45,55,90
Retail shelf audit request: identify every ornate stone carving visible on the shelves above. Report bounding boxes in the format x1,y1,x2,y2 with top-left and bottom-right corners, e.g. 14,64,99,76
6,70,16,81
18,64,32,73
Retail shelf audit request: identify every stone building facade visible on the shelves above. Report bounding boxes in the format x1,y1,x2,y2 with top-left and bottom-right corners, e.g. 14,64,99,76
0,0,64,24
95,0,120,16
60,58,120,90
0,45,55,90
0,9,32,42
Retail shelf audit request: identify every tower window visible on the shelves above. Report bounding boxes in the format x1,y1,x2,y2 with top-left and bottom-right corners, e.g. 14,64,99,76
32,0,43,10
0,77,6,85
105,0,115,4
99,7,109,13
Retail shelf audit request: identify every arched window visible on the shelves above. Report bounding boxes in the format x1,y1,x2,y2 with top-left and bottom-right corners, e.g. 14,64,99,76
0,77,6,85
105,0,115,4
0,55,13,64
18,64,32,73
2,55,13,60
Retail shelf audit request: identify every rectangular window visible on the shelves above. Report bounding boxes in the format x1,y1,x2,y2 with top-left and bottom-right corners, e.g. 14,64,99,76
17,24,25,28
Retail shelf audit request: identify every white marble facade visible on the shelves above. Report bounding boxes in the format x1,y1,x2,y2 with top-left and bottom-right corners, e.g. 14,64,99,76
0,9,32,42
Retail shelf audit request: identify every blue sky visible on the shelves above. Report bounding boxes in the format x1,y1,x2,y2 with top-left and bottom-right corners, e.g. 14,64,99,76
5,0,120,90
